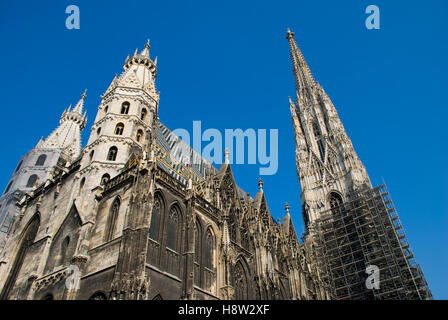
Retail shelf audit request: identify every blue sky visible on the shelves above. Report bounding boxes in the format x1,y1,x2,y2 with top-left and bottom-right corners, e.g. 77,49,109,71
0,0,446,299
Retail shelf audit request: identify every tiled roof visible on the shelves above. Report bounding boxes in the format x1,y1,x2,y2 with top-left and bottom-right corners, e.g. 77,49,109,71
155,121,252,203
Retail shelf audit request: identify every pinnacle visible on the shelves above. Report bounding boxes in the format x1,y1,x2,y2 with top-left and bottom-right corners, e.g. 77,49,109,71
140,39,150,57
72,89,87,114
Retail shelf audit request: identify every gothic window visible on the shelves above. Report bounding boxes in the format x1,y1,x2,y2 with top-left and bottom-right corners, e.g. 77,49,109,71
234,262,249,300
4,180,13,194
105,197,120,241
136,129,144,142
89,292,107,300
107,147,118,161
60,236,70,265
204,229,214,269
97,127,101,135
80,177,85,189
35,154,47,166
194,221,201,263
229,211,237,242
329,192,343,213
0,214,40,300
104,105,109,113
140,108,147,121
79,177,85,195
194,220,202,287
166,206,180,251
114,123,124,135
121,102,130,114
313,122,325,161
149,197,161,241
241,227,250,250
89,150,95,162
26,174,38,188
14,160,23,173
100,173,110,186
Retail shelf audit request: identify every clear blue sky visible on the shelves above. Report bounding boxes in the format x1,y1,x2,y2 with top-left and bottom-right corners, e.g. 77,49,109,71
0,0,446,299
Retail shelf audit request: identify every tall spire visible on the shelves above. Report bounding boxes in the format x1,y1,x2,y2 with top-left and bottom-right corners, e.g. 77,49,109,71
286,28,316,94
38,90,87,160
286,28,371,226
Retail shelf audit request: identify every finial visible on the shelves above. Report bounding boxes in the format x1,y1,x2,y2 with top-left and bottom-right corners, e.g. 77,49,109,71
224,148,230,164
154,56,158,65
134,48,138,56
82,88,87,98
258,178,264,191
285,202,290,215
286,28,295,38
145,38,150,48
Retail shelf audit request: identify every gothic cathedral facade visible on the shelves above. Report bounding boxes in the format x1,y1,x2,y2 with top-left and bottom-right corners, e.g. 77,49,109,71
0,32,431,300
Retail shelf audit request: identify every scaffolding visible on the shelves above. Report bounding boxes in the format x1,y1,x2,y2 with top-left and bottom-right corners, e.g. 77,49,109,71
312,184,432,300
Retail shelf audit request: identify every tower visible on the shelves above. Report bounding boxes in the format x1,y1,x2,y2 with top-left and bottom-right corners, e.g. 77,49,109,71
286,28,371,228
286,29,432,300
0,91,86,251
79,40,159,191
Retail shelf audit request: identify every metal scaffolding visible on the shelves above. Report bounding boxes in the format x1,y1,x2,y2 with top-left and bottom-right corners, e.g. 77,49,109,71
312,184,432,300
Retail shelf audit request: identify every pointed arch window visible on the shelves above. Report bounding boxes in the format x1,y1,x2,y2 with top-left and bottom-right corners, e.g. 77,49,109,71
105,198,120,241
166,206,180,251
121,102,130,114
234,262,249,300
140,108,147,121
104,105,109,113
114,123,124,135
0,214,40,299
79,177,85,195
194,220,202,287
313,122,325,161
107,147,118,161
136,129,144,143
149,197,161,241
35,154,47,166
329,192,343,214
204,229,214,269
194,221,201,263
96,127,101,135
89,150,95,162
60,236,70,265
26,174,38,188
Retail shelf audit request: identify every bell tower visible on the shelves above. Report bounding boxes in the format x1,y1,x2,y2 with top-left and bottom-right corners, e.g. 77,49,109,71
81,40,159,186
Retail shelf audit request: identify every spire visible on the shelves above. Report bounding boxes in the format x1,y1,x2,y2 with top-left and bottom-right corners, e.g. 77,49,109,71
140,39,150,57
286,28,316,94
224,148,230,164
109,40,158,98
38,91,87,160
258,178,264,191
72,89,86,114
285,202,290,216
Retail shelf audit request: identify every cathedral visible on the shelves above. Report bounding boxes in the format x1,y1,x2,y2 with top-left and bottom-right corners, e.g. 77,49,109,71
0,30,432,300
